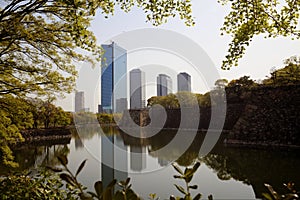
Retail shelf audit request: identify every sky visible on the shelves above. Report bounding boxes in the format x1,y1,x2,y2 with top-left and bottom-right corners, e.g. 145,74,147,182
56,0,300,112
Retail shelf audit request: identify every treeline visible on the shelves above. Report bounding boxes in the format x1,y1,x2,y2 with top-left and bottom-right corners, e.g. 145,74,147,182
73,112,122,125
148,56,300,108
0,96,71,166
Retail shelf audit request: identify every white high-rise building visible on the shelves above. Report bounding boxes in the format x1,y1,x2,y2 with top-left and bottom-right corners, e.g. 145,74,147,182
130,69,145,109
75,91,84,112
157,74,172,96
177,72,191,92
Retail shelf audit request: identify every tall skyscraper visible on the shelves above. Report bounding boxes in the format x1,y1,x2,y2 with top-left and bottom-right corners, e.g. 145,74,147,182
157,74,172,96
75,91,84,112
177,72,191,92
130,69,145,109
101,42,127,113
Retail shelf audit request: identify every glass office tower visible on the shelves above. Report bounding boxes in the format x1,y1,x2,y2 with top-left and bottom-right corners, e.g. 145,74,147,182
157,74,172,96
177,72,191,92
101,42,127,113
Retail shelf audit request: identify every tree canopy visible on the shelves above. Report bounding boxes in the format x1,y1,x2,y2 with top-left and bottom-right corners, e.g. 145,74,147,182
220,0,300,69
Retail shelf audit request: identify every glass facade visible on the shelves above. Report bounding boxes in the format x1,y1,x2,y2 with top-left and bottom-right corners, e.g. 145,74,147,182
157,74,172,96
101,42,127,113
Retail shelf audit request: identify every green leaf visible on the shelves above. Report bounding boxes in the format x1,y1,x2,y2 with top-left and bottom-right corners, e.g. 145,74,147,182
174,184,187,195
94,181,103,197
193,193,201,200
103,188,113,200
262,193,273,200
114,190,125,200
107,179,117,189
60,173,75,186
189,185,198,190
192,162,200,173
174,175,183,179
125,188,140,200
76,159,87,177
79,192,93,200
172,163,184,175
57,155,68,166
125,177,130,186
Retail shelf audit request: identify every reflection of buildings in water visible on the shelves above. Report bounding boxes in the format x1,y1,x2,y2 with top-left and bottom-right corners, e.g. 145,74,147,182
101,134,128,188
130,146,146,171
158,158,170,167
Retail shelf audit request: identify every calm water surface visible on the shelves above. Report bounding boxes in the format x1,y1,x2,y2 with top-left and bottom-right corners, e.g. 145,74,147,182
3,126,300,199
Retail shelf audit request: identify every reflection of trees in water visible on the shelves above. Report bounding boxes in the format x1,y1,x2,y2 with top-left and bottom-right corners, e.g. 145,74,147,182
200,154,248,182
0,143,70,175
202,147,300,198
120,128,300,199
71,125,119,142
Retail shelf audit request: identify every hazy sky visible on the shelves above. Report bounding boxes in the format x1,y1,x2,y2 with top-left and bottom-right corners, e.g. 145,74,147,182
56,0,300,111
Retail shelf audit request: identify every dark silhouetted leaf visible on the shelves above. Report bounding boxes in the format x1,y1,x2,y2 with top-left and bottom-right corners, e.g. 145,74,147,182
114,190,125,200
57,155,68,166
208,194,213,200
174,175,183,179
94,181,103,197
125,188,140,200
76,159,87,177
79,192,93,200
189,185,198,190
172,163,183,175
174,184,187,195
60,173,75,186
193,193,202,200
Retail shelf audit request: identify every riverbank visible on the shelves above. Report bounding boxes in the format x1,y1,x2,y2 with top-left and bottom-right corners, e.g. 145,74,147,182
20,127,71,143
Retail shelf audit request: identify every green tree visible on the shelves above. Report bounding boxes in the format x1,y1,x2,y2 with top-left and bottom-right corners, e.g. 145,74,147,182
227,76,257,88
220,0,300,69
263,56,300,85
214,79,228,89
0,0,194,167
147,94,179,109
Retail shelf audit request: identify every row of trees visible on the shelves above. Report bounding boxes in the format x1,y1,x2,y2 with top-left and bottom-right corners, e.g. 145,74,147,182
148,56,300,108
0,96,71,166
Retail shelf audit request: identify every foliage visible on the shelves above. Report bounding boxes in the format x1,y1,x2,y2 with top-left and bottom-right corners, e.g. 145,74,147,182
227,76,257,88
214,79,228,89
263,56,300,85
263,182,299,200
97,113,115,124
0,95,71,167
48,154,141,200
147,94,180,108
170,162,203,200
29,98,71,128
0,0,194,167
0,0,194,97
0,170,76,200
219,0,300,69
